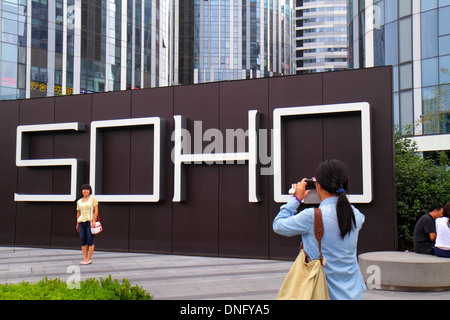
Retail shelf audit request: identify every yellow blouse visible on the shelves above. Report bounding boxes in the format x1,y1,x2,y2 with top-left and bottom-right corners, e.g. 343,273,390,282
76,196,98,223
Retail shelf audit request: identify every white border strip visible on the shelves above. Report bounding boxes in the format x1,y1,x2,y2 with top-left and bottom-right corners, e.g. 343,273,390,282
172,110,260,203
89,117,165,202
273,102,372,204
15,122,85,202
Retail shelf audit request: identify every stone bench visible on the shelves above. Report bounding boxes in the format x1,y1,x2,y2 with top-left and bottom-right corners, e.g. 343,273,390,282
358,251,450,292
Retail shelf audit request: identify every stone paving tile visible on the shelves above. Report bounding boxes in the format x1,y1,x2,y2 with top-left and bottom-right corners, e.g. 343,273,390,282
1,247,450,300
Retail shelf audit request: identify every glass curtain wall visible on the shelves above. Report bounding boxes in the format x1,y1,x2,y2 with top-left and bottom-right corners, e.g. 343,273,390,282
349,0,450,135
296,0,348,73
1,0,295,99
0,0,170,100
175,0,296,85
0,0,28,100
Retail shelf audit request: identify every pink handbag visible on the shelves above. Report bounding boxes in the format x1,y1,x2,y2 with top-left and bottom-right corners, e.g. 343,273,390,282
91,218,103,234
90,198,103,234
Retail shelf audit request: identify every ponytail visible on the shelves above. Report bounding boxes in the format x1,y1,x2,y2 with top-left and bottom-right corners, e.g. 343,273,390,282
315,159,356,239
336,192,356,239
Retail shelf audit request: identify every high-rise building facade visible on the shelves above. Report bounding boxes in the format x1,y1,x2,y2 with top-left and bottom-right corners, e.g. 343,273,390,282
175,0,295,85
295,0,348,73
348,0,450,152
0,0,296,100
0,0,172,100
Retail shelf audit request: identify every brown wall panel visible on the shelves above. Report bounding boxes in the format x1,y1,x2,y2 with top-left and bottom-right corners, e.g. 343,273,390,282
128,87,174,253
100,127,131,195
173,165,219,255
129,203,171,253
282,114,323,192
0,100,19,245
322,68,396,253
90,91,132,251
218,78,270,258
129,126,155,194
18,97,55,196
0,68,397,258
52,94,92,248
15,203,52,247
92,90,131,121
51,202,80,248
15,98,55,247
54,94,92,185
323,112,363,194
268,74,324,259
172,83,220,255
19,96,55,124
95,203,130,251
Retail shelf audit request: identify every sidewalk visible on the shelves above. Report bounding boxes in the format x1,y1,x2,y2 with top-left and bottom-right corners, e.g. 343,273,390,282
0,247,449,300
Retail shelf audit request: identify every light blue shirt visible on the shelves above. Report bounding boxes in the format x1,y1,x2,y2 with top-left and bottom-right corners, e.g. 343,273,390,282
273,196,366,300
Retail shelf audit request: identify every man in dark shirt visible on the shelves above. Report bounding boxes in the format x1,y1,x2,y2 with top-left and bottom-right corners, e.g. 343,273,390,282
414,203,444,254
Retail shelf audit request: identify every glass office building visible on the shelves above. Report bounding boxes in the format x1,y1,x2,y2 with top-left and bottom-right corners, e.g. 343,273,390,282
0,0,172,100
348,0,450,152
175,0,295,85
0,0,295,100
295,0,348,73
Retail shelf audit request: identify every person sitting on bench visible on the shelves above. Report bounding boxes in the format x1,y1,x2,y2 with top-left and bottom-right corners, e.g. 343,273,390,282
413,203,443,254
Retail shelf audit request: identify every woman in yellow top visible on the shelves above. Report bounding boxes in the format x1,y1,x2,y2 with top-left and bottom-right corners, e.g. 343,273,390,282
76,184,98,265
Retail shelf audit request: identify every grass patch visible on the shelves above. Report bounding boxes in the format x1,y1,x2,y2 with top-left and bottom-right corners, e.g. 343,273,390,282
0,275,153,300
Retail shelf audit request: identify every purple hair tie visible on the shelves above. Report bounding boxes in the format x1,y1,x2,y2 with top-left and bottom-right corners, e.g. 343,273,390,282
336,189,345,194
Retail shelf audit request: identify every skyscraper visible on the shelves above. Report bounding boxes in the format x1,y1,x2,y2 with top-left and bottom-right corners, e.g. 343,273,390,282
175,0,295,85
0,0,296,100
0,0,172,100
295,0,348,73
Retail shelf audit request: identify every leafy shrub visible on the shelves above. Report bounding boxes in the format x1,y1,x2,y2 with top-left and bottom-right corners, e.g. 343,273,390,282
395,130,450,251
0,275,153,300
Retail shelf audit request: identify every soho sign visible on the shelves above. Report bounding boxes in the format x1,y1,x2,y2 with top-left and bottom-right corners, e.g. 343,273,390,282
14,102,373,204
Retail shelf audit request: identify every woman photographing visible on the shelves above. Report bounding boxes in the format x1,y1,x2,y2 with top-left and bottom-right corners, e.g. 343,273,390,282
273,159,366,300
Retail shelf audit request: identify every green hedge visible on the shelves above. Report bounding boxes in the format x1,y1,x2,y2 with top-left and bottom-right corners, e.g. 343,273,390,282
0,275,153,300
395,130,450,251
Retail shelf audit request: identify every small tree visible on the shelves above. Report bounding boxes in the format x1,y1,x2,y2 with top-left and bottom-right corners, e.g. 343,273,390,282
395,129,450,251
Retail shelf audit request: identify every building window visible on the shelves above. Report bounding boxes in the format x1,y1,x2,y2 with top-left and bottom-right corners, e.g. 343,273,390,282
398,17,412,63
422,58,439,87
421,9,438,59
439,6,450,37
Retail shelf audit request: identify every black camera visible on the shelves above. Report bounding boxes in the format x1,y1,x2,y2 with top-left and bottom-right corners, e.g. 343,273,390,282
288,178,316,194
305,178,316,189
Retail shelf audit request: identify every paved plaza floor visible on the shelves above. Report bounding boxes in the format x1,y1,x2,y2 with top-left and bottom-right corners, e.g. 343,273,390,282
0,246,449,300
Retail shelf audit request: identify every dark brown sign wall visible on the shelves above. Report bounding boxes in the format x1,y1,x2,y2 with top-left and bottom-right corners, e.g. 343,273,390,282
0,67,396,259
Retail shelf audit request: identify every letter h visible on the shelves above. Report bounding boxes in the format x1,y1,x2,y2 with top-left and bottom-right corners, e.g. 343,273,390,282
172,110,260,203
